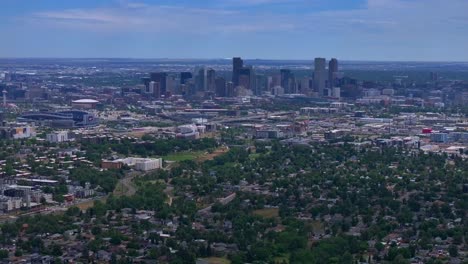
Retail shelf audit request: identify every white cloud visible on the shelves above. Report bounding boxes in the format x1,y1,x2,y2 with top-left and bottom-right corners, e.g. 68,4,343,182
26,0,468,44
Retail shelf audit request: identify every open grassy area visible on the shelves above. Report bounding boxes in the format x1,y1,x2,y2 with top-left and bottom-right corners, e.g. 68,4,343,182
163,147,229,163
75,197,107,211
163,151,203,161
252,208,279,218
249,153,262,160
198,257,231,264
274,254,290,264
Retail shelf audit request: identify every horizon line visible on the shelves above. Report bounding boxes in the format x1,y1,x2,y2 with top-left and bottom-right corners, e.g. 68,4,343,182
0,57,468,64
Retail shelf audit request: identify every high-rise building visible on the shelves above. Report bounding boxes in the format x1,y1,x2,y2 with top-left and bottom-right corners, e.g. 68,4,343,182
255,74,266,96
215,77,227,97
142,77,151,93
196,68,207,92
269,75,281,90
299,77,312,94
226,82,234,97
150,72,168,97
314,58,327,97
237,67,255,90
328,58,338,88
232,57,244,86
180,72,193,85
280,69,296,94
149,81,161,98
207,68,216,92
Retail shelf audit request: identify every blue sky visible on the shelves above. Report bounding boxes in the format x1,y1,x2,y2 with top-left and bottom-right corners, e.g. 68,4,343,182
1,0,467,61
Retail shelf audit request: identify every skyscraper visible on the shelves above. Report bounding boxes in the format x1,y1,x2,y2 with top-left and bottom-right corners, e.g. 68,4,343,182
328,58,338,88
232,57,244,86
215,77,227,97
280,69,294,94
197,68,207,92
207,68,216,92
314,58,327,97
149,81,161,98
226,82,234,97
180,72,193,85
237,66,255,92
150,72,168,97
142,77,151,93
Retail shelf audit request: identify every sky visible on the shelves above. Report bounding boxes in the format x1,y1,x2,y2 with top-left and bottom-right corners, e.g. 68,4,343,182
0,0,467,61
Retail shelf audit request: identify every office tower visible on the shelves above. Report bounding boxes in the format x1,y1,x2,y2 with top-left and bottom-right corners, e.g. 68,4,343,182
232,57,244,86
149,81,161,98
280,69,296,94
255,74,266,96
268,75,281,90
166,76,175,96
328,58,338,88
430,72,438,82
299,77,312,94
237,66,256,92
207,68,216,92
215,77,227,97
226,82,234,97
314,58,327,97
196,68,207,92
142,77,151,93
150,72,168,97
180,72,193,85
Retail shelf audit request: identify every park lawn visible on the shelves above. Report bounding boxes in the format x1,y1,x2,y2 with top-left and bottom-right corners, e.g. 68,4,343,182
163,151,203,161
75,197,107,211
249,153,262,160
274,254,290,264
253,208,279,218
199,257,231,264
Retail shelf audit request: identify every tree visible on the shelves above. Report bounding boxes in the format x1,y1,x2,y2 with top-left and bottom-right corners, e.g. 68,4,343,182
66,206,81,217
0,250,8,259
448,245,458,257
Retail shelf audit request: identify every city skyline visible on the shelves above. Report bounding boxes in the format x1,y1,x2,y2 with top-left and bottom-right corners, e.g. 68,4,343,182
1,0,468,61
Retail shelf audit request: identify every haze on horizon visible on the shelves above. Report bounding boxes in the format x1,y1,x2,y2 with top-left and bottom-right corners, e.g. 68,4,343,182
1,0,467,61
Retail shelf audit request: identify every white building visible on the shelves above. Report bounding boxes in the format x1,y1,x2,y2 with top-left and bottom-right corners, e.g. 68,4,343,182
0,196,22,212
117,157,163,171
46,131,69,143
135,158,163,171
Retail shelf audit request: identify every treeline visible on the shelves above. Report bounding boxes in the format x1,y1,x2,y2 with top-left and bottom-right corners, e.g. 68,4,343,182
83,137,218,163
69,166,124,193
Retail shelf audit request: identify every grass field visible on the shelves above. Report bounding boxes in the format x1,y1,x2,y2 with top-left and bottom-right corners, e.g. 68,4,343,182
163,147,229,162
249,153,262,160
253,208,279,218
163,151,203,161
75,197,107,211
198,257,231,264
274,254,290,264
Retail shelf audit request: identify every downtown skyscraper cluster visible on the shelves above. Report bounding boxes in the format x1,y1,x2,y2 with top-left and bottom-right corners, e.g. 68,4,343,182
142,57,340,99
